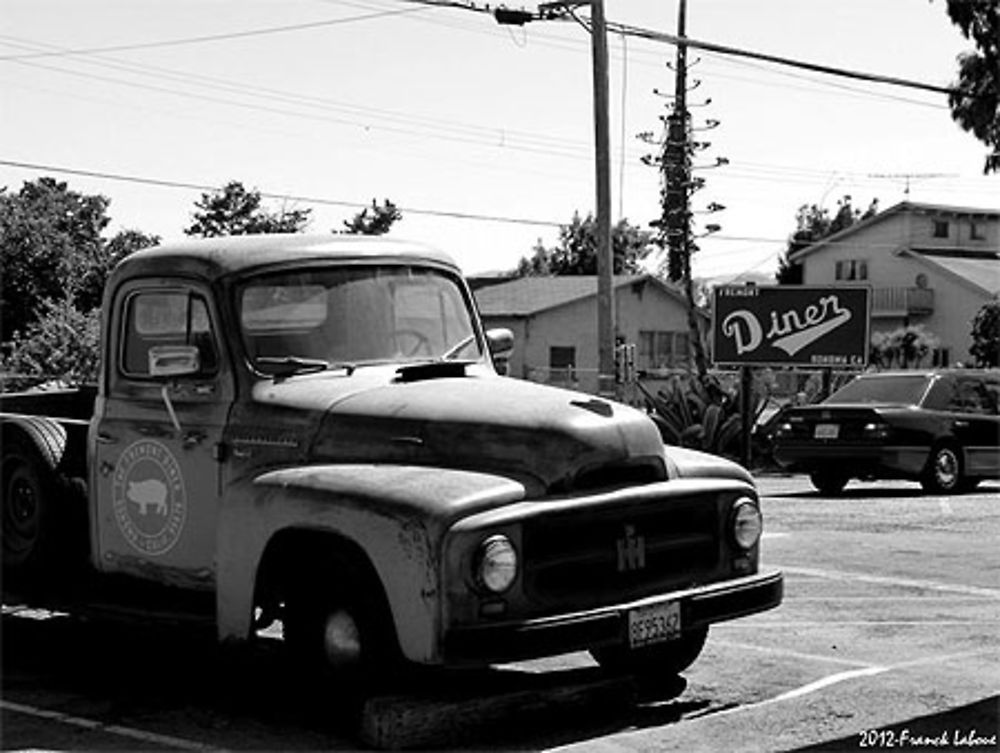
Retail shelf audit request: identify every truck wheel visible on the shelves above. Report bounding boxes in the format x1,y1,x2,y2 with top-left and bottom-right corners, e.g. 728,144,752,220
282,555,397,694
590,627,709,681
2,435,52,573
921,443,963,494
809,470,849,495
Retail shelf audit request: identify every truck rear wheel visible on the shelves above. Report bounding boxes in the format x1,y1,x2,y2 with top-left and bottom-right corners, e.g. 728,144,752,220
590,626,709,681
2,434,52,574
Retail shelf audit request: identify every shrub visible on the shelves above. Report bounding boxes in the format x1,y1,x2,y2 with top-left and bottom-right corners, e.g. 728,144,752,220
0,299,101,391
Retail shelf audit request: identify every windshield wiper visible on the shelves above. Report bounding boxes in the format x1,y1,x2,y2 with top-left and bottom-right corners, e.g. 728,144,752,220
256,356,355,379
440,334,477,361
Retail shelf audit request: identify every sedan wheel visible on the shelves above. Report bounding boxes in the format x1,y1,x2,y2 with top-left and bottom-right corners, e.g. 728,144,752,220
921,444,962,494
809,470,849,495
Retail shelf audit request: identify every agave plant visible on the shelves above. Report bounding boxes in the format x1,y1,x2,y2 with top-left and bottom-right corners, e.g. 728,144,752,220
638,371,773,462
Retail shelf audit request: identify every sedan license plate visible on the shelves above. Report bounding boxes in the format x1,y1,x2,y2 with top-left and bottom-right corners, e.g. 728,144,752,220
628,600,681,649
815,423,839,439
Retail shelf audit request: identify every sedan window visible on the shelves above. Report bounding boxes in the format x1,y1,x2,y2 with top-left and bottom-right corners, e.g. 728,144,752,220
825,374,931,405
954,379,995,415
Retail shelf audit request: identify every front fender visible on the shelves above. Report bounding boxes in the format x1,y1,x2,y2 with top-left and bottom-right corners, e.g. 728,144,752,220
215,464,525,663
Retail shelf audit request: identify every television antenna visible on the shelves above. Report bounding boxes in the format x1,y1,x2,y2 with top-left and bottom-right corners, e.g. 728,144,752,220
868,172,958,198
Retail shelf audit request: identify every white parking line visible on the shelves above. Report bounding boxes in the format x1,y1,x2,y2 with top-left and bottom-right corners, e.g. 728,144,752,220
766,665,889,703
710,639,876,668
701,647,997,720
0,700,221,752
780,565,1000,599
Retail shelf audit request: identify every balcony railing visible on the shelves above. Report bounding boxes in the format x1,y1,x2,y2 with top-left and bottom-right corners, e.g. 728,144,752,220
871,286,934,317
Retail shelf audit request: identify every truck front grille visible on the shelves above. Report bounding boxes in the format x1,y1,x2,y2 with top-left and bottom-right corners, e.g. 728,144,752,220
521,492,722,610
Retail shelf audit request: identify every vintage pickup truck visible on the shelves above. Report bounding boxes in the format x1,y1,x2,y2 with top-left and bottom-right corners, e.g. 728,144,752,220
1,234,782,686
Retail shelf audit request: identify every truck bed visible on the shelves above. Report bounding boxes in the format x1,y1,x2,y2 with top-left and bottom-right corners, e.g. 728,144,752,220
0,385,98,422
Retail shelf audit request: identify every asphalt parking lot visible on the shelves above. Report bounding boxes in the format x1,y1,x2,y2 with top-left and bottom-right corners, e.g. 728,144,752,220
2,474,998,752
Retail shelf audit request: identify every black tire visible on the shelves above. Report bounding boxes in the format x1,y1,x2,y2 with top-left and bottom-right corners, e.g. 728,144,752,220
959,478,981,493
590,626,709,681
281,553,399,695
810,470,849,495
2,434,53,574
921,443,963,494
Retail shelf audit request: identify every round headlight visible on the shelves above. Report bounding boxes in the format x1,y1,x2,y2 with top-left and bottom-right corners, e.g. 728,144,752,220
475,535,518,593
731,498,763,550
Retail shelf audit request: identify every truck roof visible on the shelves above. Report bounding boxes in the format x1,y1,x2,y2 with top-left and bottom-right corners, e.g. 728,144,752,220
113,234,461,283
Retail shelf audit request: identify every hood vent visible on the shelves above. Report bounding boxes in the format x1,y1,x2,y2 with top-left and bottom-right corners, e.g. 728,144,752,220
395,361,470,383
550,458,666,495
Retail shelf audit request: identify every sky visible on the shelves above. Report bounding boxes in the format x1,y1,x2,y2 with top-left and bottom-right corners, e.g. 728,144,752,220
2,0,998,281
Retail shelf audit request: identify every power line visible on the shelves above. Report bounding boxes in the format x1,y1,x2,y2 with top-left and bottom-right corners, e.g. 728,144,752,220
0,7,429,61
399,0,958,97
0,158,563,228
596,20,959,97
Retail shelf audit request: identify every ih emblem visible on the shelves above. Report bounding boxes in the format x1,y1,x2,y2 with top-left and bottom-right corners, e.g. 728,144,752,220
616,524,646,572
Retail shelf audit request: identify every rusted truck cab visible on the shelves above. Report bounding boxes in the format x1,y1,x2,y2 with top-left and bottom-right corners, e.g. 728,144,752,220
2,234,781,680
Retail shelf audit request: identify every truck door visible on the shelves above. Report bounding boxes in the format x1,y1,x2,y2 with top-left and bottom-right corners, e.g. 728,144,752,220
91,280,232,590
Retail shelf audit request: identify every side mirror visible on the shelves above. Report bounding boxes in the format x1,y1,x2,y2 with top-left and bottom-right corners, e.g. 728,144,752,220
149,345,201,378
486,328,514,359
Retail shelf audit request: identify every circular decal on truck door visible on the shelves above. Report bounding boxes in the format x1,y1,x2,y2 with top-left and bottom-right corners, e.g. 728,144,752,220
112,439,187,555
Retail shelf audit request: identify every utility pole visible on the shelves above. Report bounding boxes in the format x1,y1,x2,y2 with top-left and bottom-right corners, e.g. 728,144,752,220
659,0,709,377
590,0,616,398
500,0,614,396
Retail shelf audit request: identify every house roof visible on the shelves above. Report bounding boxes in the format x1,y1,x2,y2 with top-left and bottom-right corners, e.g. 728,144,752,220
474,274,693,317
788,201,1000,264
899,247,1000,296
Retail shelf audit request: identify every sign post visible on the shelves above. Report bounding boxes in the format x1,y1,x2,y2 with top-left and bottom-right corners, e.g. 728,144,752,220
712,285,871,467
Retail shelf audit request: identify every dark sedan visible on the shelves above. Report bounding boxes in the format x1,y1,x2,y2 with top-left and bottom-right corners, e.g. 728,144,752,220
772,369,1000,494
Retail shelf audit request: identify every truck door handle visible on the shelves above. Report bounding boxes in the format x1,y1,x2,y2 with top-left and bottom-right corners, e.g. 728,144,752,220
96,432,118,445
953,420,970,429
183,431,206,447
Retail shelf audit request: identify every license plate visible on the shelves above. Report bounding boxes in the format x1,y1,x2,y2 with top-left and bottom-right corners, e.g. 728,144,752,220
628,600,681,649
815,423,839,439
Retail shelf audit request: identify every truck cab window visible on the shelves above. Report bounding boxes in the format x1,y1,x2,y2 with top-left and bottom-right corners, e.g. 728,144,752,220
122,291,219,377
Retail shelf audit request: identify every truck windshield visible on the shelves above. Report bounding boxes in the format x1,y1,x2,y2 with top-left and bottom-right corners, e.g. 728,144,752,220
237,265,482,374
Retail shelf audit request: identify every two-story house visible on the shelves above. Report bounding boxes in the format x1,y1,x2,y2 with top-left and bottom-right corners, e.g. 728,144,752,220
474,274,706,394
788,201,1000,366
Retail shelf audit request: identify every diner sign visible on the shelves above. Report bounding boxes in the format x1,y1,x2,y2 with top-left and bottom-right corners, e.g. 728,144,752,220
712,285,870,367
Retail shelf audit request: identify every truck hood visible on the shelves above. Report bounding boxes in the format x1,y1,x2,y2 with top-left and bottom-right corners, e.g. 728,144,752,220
256,371,668,496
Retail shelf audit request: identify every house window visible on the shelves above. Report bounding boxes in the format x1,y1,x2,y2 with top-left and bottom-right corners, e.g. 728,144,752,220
638,330,690,370
834,259,868,281
932,347,950,368
932,220,949,239
549,346,576,384
970,222,986,241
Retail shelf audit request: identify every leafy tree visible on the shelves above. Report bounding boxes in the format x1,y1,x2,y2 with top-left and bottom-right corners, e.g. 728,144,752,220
775,196,879,284
0,299,102,390
74,229,160,314
944,0,1000,174
513,213,654,277
870,325,940,369
185,181,311,237
342,199,401,235
0,178,110,341
969,298,1000,366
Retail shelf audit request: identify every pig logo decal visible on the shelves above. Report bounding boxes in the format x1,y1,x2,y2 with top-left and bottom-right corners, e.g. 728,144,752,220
112,439,187,555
